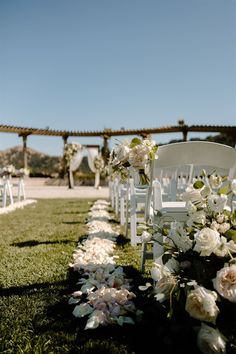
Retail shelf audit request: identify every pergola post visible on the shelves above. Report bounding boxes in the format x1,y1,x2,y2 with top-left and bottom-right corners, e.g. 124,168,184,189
19,134,29,170
182,129,188,141
60,135,69,179
178,119,188,141
101,135,110,164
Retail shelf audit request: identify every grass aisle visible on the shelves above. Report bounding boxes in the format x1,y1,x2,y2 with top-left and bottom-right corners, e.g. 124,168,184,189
0,198,146,354
0,199,94,353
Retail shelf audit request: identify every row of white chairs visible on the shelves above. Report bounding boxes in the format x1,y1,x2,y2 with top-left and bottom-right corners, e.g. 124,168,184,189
109,141,236,272
0,172,26,208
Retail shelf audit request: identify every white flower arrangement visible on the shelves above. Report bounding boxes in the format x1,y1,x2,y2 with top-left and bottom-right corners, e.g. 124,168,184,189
108,136,157,184
140,172,236,354
64,142,82,166
0,164,16,176
15,168,30,177
94,155,105,171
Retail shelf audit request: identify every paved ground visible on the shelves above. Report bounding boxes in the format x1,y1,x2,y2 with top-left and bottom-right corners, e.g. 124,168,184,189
20,178,110,199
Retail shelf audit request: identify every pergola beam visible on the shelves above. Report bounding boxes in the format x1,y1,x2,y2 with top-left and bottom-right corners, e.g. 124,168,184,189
0,123,235,138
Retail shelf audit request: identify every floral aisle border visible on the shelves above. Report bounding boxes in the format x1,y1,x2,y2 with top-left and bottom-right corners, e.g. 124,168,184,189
68,199,142,329
0,199,37,215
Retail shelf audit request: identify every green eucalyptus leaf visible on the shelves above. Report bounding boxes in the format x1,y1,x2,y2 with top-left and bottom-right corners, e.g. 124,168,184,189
149,151,156,160
224,229,236,241
218,184,230,195
153,145,158,153
193,180,204,189
130,138,141,148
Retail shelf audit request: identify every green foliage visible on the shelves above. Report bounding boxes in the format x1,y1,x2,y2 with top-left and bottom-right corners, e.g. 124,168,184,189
193,180,204,189
129,137,142,148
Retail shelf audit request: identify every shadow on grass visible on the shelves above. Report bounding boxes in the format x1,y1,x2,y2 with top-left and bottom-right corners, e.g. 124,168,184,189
11,239,76,248
53,211,89,215
62,221,83,225
0,279,70,297
116,234,130,246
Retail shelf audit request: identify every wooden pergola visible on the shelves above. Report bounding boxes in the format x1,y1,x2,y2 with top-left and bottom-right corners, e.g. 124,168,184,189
0,122,235,168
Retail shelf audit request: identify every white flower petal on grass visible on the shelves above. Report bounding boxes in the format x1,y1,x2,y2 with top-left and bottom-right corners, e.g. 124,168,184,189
68,297,81,305
70,199,140,329
85,310,107,329
117,316,135,326
72,303,93,318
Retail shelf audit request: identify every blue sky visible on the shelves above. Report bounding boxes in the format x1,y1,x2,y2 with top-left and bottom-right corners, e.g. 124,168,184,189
0,0,235,156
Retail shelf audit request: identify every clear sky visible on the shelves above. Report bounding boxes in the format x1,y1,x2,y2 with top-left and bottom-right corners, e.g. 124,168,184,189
0,0,235,156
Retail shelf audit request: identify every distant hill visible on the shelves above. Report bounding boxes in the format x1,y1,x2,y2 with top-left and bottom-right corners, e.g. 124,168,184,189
0,146,91,177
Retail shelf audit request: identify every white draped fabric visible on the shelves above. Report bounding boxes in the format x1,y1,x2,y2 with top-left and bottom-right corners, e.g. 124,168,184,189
87,147,100,189
69,146,84,172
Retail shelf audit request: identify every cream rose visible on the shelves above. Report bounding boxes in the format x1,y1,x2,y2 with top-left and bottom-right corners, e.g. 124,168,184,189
193,228,221,256
213,264,236,303
185,286,219,323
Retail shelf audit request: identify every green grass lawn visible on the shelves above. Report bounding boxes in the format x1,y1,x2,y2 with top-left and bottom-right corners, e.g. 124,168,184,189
0,198,203,354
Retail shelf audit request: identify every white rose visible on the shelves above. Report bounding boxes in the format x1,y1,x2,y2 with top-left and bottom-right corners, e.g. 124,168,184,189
218,222,231,234
185,286,219,323
193,228,221,256
213,264,236,303
207,194,228,213
129,145,148,169
197,323,226,354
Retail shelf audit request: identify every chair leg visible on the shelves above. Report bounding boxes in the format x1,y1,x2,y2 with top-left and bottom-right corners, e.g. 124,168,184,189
2,183,7,207
140,242,147,272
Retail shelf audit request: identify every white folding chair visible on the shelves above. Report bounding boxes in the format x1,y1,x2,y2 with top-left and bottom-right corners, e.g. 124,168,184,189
0,174,14,208
142,141,236,271
119,166,150,246
12,175,26,201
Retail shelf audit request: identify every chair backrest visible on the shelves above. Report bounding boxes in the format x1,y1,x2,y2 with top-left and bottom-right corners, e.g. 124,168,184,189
154,141,236,178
